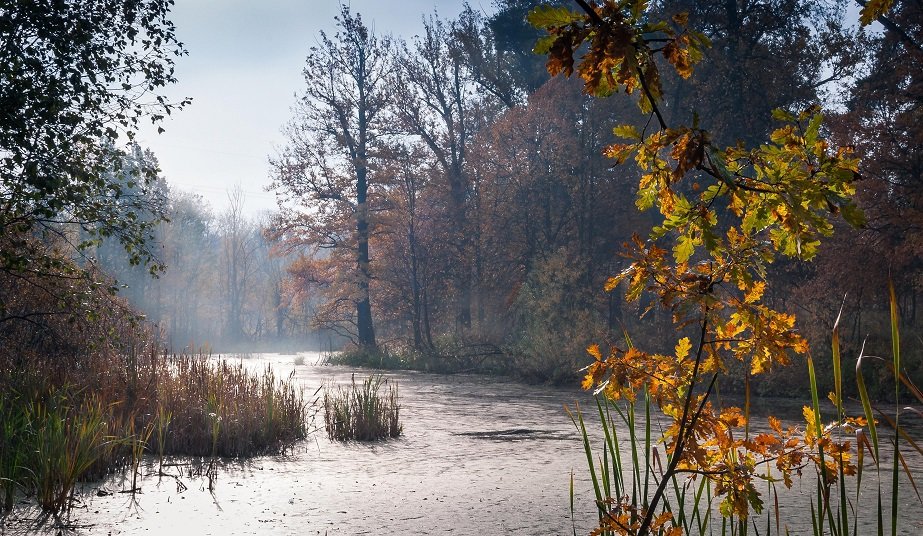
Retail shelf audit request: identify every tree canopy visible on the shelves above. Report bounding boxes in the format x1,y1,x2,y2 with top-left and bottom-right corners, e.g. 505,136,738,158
0,0,186,280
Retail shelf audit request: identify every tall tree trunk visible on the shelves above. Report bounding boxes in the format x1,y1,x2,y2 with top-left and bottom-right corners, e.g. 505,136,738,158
356,192,376,349
408,214,424,349
355,41,378,351
449,173,472,330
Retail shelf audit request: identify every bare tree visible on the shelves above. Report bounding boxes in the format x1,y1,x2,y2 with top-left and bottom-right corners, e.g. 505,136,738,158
270,6,392,350
219,186,260,344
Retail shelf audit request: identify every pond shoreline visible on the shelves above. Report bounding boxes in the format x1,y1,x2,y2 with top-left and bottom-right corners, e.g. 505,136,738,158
4,352,920,535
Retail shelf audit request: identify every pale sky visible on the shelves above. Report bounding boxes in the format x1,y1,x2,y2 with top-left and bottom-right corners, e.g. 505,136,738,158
136,0,488,217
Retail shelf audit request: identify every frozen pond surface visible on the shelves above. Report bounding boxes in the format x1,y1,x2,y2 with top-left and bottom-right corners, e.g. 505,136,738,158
8,353,600,535
3,352,921,535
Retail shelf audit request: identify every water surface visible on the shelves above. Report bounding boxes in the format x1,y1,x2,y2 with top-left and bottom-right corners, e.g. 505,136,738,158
4,352,920,535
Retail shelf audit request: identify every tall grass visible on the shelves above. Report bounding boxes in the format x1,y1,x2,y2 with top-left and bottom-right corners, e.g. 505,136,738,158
323,374,402,441
0,387,120,514
0,350,310,514
26,394,114,512
572,286,923,535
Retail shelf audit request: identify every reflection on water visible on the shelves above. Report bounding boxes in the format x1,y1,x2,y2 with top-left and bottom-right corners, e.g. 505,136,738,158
6,352,922,535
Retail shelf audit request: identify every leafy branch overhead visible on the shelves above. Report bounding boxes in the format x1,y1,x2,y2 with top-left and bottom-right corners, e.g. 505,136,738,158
529,1,709,114
0,1,189,277
531,0,872,532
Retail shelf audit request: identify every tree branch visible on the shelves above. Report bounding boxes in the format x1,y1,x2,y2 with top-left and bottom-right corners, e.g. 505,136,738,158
855,0,923,55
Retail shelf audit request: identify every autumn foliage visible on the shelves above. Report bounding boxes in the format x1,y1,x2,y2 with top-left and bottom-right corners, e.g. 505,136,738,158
529,0,903,533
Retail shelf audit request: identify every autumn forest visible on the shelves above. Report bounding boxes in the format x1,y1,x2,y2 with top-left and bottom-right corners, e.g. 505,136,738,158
1,0,922,534
87,0,920,394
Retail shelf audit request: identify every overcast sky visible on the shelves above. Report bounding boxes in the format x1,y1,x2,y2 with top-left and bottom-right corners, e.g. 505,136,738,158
135,1,488,217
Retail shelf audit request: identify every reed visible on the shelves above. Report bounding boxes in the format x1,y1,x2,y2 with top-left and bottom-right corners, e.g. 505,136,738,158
131,353,309,458
153,406,172,474
0,350,310,514
572,285,922,535
22,392,114,513
0,394,28,512
323,374,402,441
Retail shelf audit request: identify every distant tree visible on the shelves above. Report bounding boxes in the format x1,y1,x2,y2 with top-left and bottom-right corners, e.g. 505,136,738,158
393,14,482,331
788,0,923,370
375,143,436,350
839,0,923,300
92,145,171,310
158,192,217,349
467,76,638,375
651,0,861,146
255,215,291,341
218,187,261,344
488,0,569,93
270,6,392,350
451,5,524,109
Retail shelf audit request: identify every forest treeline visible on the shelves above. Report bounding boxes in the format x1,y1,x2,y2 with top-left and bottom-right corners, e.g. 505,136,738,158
5,1,919,396
115,0,922,393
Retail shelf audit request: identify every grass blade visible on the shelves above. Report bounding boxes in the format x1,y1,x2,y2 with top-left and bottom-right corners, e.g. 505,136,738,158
888,281,900,536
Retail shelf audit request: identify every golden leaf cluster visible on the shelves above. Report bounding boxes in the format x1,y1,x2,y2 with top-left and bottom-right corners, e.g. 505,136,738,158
532,2,868,533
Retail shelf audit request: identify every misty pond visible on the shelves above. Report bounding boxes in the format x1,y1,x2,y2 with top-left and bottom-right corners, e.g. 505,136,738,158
5,352,922,536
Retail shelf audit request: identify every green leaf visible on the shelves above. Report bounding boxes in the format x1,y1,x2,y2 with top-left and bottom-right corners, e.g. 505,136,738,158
641,21,670,34
771,108,796,122
702,226,719,252
674,234,695,263
636,186,657,210
533,35,556,55
804,111,824,147
613,124,642,140
526,5,583,29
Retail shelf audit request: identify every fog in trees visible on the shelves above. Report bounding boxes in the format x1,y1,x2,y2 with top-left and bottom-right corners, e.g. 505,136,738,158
94,184,328,352
63,0,923,392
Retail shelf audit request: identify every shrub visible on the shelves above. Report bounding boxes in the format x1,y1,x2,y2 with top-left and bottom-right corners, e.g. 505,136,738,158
329,346,407,370
323,374,402,441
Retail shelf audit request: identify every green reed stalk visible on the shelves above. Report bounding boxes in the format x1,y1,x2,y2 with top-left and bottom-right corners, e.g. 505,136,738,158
887,281,900,536
324,374,401,441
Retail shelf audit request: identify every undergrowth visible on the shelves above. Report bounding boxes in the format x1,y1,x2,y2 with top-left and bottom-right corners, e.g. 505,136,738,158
0,348,310,514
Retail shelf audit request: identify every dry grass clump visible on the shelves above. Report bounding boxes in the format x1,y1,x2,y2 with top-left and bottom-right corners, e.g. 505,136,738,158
0,250,311,514
324,374,402,441
138,353,308,457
